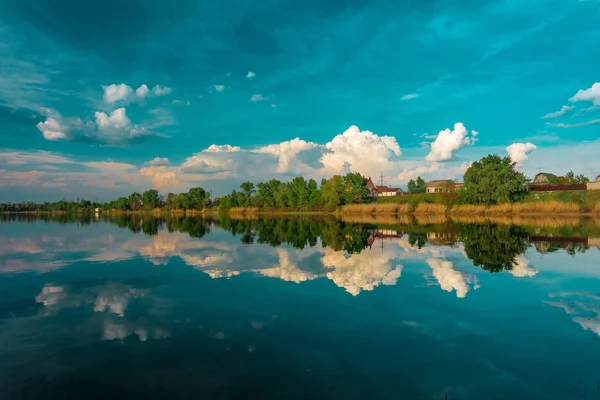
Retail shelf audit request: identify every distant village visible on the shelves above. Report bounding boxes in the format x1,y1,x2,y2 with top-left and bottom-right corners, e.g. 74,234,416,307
365,173,600,197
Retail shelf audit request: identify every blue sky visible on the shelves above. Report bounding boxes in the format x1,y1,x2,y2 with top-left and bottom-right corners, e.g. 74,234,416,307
1,0,600,201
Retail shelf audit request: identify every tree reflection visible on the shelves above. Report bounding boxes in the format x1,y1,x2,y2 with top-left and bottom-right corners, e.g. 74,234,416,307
460,224,528,273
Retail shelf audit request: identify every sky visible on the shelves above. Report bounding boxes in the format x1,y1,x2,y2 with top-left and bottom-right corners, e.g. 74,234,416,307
1,0,600,201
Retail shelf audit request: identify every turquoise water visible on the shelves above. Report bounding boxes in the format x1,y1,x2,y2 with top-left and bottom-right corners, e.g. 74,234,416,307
1,216,600,399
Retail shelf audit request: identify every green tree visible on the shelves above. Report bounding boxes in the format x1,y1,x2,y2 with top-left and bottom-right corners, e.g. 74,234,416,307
342,173,369,204
142,189,160,210
188,187,208,210
128,192,142,211
565,170,589,185
240,182,255,207
460,154,527,205
307,179,321,206
407,176,427,194
321,175,344,207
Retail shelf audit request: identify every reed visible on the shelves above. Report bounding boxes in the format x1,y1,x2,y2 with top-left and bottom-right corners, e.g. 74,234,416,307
228,207,259,214
414,203,447,214
450,205,487,215
486,204,513,214
511,201,580,213
340,203,412,214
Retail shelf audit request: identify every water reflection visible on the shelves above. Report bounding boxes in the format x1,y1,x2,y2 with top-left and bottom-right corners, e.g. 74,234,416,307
3,215,600,399
2,214,600,298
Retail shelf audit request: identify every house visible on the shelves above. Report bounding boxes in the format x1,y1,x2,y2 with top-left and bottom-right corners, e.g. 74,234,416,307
425,180,461,194
588,174,600,190
365,177,404,197
532,173,566,185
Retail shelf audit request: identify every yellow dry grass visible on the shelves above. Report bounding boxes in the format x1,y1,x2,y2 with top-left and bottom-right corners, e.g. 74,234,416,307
511,201,580,213
595,202,600,213
341,203,412,214
229,207,259,214
414,203,447,214
487,204,514,214
450,205,487,215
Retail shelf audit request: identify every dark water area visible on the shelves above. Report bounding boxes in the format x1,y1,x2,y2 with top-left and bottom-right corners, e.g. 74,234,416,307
1,214,600,399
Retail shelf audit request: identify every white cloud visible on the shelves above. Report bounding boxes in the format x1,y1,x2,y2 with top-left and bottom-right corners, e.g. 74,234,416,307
425,122,477,162
570,82,600,105
102,83,133,103
205,144,241,153
427,259,470,298
542,105,574,119
152,85,172,96
95,108,131,130
145,157,170,166
36,117,67,140
135,84,150,98
549,119,600,129
213,85,225,92
246,71,256,79
250,94,266,102
508,255,538,278
506,142,537,167
401,93,420,101
322,247,403,296
255,138,318,173
321,125,401,175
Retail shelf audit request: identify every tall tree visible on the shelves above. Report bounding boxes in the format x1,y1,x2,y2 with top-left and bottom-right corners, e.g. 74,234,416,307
142,189,161,210
128,192,142,211
460,154,527,205
322,175,344,207
240,182,255,207
188,187,208,210
342,173,369,204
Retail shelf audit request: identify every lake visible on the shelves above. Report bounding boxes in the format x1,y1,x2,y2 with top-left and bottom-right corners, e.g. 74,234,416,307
1,214,600,399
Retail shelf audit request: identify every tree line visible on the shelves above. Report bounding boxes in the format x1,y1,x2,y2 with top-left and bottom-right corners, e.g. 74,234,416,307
219,172,369,209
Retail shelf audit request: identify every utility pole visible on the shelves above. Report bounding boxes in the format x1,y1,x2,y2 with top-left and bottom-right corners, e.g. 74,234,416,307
379,171,385,187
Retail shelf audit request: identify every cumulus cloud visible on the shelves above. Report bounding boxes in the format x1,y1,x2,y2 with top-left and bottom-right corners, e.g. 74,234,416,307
255,138,318,173
152,85,172,96
213,85,225,92
321,125,401,175
246,71,256,79
401,93,420,101
508,255,538,278
36,117,67,140
204,144,241,153
135,84,150,98
506,142,537,167
103,83,170,103
103,83,133,103
250,94,267,102
427,259,470,298
425,122,477,162
570,82,600,105
145,157,170,166
322,247,403,296
139,165,181,190
542,105,574,119
95,108,131,130
93,108,154,144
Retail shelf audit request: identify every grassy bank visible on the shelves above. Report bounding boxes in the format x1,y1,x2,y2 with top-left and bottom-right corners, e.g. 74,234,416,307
341,202,595,216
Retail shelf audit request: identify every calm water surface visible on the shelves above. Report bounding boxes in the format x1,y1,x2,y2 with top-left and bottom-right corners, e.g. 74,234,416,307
1,215,600,399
